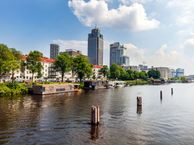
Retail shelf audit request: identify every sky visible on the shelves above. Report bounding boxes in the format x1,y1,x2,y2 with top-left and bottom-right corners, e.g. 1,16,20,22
0,0,194,75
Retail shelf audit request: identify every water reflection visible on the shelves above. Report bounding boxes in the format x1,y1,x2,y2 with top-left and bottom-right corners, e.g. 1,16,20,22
90,125,99,140
136,106,142,115
1,84,194,144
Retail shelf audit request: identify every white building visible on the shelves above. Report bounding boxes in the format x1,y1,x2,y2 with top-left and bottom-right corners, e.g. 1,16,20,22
92,65,104,80
154,67,171,80
3,55,105,82
13,56,56,82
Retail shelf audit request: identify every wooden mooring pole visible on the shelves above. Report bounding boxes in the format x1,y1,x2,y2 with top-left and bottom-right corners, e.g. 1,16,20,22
91,105,100,125
160,90,163,100
171,88,173,95
137,97,142,106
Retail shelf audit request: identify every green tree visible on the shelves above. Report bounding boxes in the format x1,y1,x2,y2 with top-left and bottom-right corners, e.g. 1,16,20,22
99,65,109,78
26,51,43,82
139,71,148,80
109,64,120,80
9,48,22,83
54,52,72,82
126,69,135,80
0,44,15,81
148,69,160,79
73,55,92,82
118,66,127,80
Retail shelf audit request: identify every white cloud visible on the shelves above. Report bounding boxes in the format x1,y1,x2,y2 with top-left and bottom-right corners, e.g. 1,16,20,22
167,0,194,25
53,39,87,55
124,43,194,75
184,38,194,48
68,0,160,31
124,43,145,64
119,0,156,4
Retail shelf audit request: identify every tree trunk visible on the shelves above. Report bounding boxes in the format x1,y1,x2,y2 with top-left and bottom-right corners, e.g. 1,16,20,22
32,73,34,82
61,73,64,82
11,70,14,84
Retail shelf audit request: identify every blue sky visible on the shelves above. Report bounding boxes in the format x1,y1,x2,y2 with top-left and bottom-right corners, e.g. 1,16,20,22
1,0,194,74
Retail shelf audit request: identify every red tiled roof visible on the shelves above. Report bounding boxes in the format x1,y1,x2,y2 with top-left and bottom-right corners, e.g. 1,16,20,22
21,55,55,63
93,65,103,69
41,57,55,63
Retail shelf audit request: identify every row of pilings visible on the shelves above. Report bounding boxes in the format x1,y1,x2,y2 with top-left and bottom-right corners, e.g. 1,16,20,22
91,88,174,125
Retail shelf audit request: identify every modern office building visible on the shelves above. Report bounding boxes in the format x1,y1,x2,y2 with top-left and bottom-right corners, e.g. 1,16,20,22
50,44,59,59
176,68,184,77
170,69,176,78
110,42,129,66
88,27,104,65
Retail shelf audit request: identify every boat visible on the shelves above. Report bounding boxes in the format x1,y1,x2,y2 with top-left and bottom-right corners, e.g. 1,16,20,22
32,83,80,95
114,81,125,88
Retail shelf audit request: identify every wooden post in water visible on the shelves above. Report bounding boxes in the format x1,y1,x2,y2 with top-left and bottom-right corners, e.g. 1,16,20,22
91,105,100,125
171,88,173,95
137,97,142,106
160,90,163,100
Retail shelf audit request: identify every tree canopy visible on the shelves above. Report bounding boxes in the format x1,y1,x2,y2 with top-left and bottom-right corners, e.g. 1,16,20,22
147,69,160,79
0,44,21,82
54,52,72,82
99,65,109,78
73,55,92,82
26,51,43,82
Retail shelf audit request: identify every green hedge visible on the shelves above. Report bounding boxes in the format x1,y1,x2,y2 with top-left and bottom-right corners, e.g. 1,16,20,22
126,80,148,86
0,82,28,96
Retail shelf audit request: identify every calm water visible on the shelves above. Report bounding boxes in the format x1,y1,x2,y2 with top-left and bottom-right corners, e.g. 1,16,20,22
1,83,194,145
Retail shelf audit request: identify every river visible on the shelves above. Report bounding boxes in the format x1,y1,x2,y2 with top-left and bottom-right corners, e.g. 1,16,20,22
0,83,194,145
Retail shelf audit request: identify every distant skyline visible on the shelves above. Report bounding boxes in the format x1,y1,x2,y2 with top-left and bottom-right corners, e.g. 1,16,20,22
0,0,194,74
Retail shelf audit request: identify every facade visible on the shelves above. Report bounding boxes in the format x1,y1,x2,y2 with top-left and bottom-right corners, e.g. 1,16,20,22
88,27,104,65
4,55,104,83
110,42,129,66
92,65,103,80
126,66,140,72
66,49,82,57
154,67,171,80
13,56,55,82
50,44,59,59
176,68,184,77
139,64,148,72
170,69,176,78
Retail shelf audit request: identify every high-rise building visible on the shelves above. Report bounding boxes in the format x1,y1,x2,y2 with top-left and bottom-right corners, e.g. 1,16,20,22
176,68,184,77
110,42,129,66
50,44,59,59
88,27,104,65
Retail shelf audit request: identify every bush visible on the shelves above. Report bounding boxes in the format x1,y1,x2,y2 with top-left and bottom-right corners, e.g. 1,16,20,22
0,82,28,96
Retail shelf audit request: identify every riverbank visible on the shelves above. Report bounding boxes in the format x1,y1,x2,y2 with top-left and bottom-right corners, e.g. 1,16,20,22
0,82,28,96
125,80,149,86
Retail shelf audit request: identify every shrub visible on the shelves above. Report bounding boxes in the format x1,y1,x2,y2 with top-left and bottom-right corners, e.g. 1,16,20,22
0,82,28,97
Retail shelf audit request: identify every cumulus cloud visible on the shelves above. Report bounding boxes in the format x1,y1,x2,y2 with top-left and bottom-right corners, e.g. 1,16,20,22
68,0,160,31
124,43,194,74
184,38,194,48
167,0,194,25
124,43,145,64
53,39,87,55
119,0,156,4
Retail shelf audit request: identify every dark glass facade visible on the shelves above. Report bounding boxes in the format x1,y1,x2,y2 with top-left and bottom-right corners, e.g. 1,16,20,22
88,28,104,65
